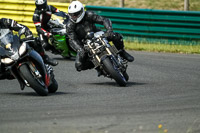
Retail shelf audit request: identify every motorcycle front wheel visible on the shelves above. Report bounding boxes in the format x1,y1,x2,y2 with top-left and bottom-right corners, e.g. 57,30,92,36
19,64,48,96
48,77,58,93
123,71,129,81
102,57,127,86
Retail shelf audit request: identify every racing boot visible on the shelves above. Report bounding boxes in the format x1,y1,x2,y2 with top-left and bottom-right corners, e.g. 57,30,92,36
75,53,83,72
75,49,86,71
33,39,58,66
43,54,58,66
119,49,134,62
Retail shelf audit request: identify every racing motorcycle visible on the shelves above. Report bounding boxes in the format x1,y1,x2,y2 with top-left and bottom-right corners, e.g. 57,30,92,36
46,11,76,58
0,29,58,96
84,31,129,86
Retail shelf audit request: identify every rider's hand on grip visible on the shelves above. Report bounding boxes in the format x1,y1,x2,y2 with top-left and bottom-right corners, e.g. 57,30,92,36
105,30,115,39
45,32,52,38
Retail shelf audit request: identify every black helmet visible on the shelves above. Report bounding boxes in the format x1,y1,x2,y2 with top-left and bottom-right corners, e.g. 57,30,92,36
35,0,48,11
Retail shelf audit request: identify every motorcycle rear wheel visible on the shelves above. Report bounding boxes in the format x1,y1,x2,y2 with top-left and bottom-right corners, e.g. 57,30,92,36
102,57,127,86
19,64,48,96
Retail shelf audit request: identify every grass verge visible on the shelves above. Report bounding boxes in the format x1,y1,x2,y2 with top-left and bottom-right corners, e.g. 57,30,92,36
125,42,200,54
42,0,200,11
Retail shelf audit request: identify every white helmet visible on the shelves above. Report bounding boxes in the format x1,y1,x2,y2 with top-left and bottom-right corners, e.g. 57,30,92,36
68,1,85,23
35,0,47,10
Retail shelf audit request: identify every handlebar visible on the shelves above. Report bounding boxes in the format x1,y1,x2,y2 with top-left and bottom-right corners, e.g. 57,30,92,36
85,31,107,40
50,28,67,36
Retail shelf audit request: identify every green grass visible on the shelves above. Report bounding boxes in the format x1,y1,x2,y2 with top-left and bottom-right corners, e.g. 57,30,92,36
125,42,200,54
43,0,200,11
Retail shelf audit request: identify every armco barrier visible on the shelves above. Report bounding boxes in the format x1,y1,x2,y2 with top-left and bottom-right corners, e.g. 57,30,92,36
86,5,200,44
0,0,200,44
0,0,69,34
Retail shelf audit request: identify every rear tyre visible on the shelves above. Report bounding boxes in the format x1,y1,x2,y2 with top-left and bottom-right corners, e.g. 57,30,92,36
102,57,127,86
19,64,48,96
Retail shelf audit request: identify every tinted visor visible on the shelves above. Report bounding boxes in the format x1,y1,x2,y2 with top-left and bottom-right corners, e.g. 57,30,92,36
36,1,47,10
69,8,83,22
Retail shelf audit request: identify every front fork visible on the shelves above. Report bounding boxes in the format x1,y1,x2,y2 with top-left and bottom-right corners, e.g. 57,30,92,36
87,38,127,74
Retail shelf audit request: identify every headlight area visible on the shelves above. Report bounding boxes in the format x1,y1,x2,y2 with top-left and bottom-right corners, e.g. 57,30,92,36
1,58,14,64
19,42,27,56
1,43,27,64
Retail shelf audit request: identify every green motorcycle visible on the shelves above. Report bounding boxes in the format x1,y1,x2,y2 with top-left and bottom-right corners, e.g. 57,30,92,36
47,12,76,59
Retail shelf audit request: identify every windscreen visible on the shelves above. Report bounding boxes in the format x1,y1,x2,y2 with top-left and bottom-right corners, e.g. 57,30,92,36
0,29,13,47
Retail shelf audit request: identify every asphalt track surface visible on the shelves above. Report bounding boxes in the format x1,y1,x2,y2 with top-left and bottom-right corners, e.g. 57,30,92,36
0,51,200,133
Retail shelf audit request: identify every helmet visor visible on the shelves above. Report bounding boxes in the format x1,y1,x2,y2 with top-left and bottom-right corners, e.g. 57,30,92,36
36,1,47,10
69,8,84,22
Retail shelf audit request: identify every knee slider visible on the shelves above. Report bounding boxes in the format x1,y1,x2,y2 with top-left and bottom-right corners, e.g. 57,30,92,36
75,62,82,71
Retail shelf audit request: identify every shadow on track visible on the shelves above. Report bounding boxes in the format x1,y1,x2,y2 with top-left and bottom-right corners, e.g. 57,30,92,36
1,91,75,97
127,82,147,86
85,81,147,87
53,57,76,62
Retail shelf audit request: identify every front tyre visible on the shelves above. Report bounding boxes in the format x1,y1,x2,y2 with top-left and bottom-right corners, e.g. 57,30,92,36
123,71,129,81
48,78,58,93
102,57,127,86
19,64,48,96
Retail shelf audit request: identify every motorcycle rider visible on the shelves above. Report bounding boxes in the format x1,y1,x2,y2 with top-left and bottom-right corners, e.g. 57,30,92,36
0,18,55,79
66,1,134,75
33,0,66,64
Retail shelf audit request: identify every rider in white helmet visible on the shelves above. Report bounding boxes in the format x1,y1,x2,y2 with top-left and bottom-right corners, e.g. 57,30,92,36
68,1,85,23
66,1,134,74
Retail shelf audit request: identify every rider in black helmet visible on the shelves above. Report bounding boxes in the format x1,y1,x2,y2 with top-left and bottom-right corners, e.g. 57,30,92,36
33,0,60,66
66,1,134,75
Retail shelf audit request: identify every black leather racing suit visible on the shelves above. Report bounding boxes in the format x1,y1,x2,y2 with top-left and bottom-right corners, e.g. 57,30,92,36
33,5,60,50
66,11,125,71
0,18,33,38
